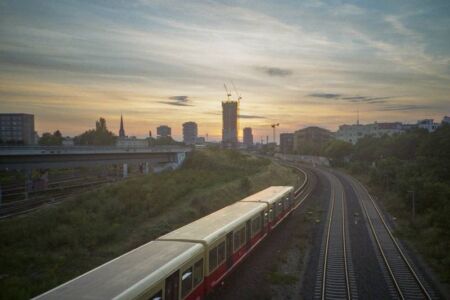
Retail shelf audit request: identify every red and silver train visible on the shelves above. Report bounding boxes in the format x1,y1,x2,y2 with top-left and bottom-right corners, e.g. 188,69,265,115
35,186,301,300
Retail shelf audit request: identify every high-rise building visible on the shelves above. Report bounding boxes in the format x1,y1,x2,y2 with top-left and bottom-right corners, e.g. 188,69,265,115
279,133,294,154
0,113,35,145
222,101,238,148
119,114,126,138
243,127,253,147
157,125,171,138
183,122,198,145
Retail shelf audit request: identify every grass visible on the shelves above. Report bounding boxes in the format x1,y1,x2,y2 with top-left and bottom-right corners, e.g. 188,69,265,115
0,148,299,299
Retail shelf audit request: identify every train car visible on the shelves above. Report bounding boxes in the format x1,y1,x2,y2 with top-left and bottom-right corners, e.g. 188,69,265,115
240,186,294,229
34,186,295,300
158,201,267,294
34,240,205,300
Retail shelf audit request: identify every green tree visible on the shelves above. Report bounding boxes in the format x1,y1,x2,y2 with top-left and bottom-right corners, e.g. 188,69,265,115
39,130,63,146
74,118,116,146
324,140,353,162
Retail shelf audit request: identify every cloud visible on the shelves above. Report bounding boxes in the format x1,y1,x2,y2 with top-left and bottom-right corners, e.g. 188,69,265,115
309,93,341,99
341,96,394,103
158,95,192,106
377,104,432,111
309,93,393,103
168,95,189,102
239,114,266,119
257,66,293,77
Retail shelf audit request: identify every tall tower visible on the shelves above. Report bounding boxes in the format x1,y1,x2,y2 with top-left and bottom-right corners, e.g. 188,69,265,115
119,114,125,138
222,101,238,148
183,122,198,145
243,127,253,147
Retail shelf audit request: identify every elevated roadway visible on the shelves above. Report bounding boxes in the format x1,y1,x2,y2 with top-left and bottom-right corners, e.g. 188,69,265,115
0,146,192,170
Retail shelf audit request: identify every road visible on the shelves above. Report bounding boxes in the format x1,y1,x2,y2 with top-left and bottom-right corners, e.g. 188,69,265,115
208,163,444,299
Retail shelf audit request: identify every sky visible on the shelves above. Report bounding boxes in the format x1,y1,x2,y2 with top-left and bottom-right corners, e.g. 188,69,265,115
0,0,449,141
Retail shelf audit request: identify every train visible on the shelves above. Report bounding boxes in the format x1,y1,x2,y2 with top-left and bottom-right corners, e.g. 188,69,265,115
35,185,307,300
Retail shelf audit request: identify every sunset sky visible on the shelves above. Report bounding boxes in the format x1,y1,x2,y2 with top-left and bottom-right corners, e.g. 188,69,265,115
1,0,449,141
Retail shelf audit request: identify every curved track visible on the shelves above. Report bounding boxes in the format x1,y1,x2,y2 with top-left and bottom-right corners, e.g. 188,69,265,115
344,173,438,300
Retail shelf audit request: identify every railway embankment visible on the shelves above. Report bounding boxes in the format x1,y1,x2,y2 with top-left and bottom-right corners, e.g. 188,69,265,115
0,148,301,299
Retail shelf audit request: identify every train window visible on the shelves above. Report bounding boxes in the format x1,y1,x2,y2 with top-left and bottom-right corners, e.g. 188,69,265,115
264,211,268,225
270,207,275,220
148,290,162,300
217,242,225,264
233,227,246,251
233,231,240,251
251,216,261,236
193,259,203,286
181,267,193,298
233,230,241,251
209,247,217,272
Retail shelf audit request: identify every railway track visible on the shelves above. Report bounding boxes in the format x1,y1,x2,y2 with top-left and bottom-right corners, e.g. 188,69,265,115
347,174,438,300
314,173,357,300
0,178,113,219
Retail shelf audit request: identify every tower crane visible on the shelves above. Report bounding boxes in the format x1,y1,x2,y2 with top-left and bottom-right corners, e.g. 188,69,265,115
271,123,280,144
223,84,232,101
231,80,242,103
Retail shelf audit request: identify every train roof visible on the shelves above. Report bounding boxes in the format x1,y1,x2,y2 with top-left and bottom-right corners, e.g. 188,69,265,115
240,186,293,204
34,240,203,300
158,201,267,245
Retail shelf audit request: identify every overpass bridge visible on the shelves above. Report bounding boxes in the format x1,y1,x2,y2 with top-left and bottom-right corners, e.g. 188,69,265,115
0,146,192,171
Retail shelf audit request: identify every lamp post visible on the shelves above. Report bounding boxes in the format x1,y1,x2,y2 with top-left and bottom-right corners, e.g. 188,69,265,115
408,190,415,220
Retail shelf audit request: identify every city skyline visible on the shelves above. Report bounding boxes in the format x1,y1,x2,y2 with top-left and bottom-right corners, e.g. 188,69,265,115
1,1,449,140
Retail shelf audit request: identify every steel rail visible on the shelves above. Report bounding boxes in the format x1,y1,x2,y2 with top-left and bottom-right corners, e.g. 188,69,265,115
321,186,335,300
342,190,351,300
349,175,432,300
354,178,432,299
319,176,352,300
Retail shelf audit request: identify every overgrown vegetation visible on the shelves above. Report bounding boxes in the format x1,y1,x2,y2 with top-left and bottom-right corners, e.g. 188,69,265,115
0,148,298,299
326,125,450,282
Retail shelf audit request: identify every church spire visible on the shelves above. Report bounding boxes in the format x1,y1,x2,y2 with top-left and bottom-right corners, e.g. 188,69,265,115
119,114,125,138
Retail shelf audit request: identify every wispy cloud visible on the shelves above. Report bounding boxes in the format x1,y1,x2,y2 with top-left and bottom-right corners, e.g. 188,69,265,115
239,114,266,119
377,104,433,111
309,93,394,103
309,93,341,99
158,95,192,106
257,66,293,77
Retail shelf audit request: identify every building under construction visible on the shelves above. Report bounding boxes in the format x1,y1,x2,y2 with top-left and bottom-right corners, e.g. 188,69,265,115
222,100,238,148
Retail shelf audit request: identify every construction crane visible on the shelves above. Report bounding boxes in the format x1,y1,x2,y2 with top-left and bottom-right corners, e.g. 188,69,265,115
223,84,232,101
231,80,242,103
271,123,280,144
